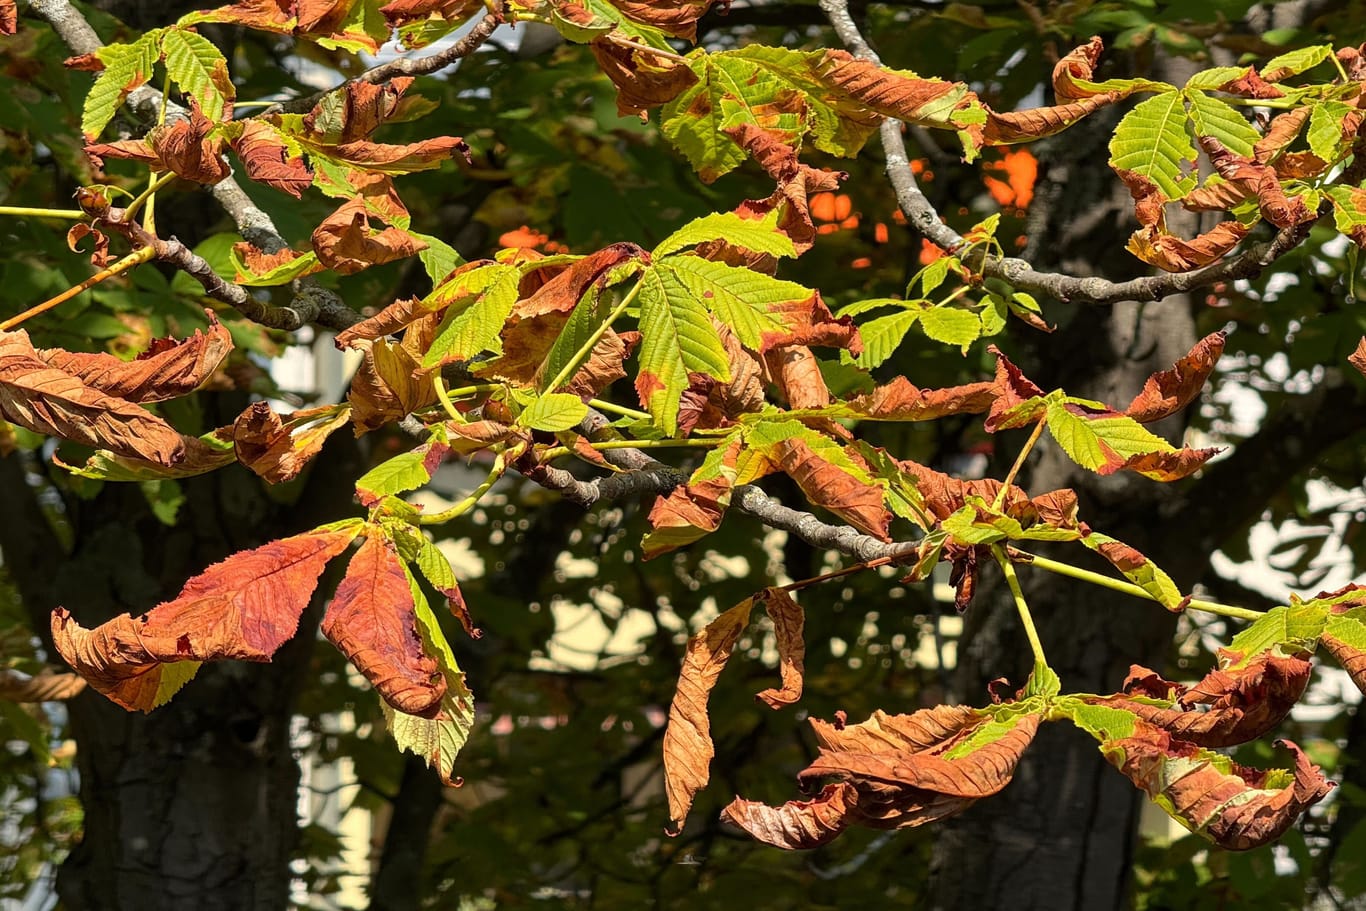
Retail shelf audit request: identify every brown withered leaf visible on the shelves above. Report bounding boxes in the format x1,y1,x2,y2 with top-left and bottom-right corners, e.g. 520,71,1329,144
232,242,323,282
1124,331,1225,423
55,431,237,481
38,312,233,404
323,534,444,718
763,344,830,411
841,377,996,421
607,0,717,39
1321,634,1366,694
676,326,763,433
591,38,698,119
1201,137,1316,229
379,0,481,32
305,77,413,144
643,476,731,559
312,136,469,174
312,198,428,275
799,711,1041,798
1,0,16,35
1102,723,1332,851
1350,338,1366,378
1182,178,1253,213
348,338,437,433
0,668,87,702
51,526,359,711
815,50,969,131
723,123,845,256
663,596,756,831
984,346,1047,432
721,782,867,849
1219,66,1285,99
755,589,804,709
1110,446,1219,481
810,706,984,754
66,223,110,267
1253,108,1309,164
88,102,229,184
233,402,352,483
769,437,891,540
1129,220,1250,272
563,329,633,399
0,330,185,465
185,0,380,52
1086,653,1311,748
231,120,312,197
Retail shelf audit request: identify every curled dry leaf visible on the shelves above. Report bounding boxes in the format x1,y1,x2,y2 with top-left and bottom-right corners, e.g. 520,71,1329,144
763,344,830,411
0,669,87,702
1085,652,1311,748
1124,331,1225,423
723,123,846,255
233,402,353,483
1101,722,1332,851
323,534,445,718
724,706,1040,849
592,39,699,119
305,76,414,144
312,197,428,275
983,346,1047,431
1349,338,1366,378
51,526,359,712
230,120,312,197
643,475,731,559
1117,170,1250,272
0,329,186,465
1200,137,1317,229
754,589,804,709
87,102,230,184
38,311,233,404
347,337,437,433
663,596,755,832
840,376,996,422
66,223,110,267
1321,634,1366,694
768,436,890,540
608,0,718,40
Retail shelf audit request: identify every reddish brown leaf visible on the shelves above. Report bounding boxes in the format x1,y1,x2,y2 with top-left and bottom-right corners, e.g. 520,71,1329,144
1349,338,1366,378
591,39,698,118
1182,179,1253,213
334,296,433,347
755,589,804,709
1253,108,1309,164
842,377,996,421
763,344,830,411
663,596,755,831
675,326,763,434
1200,137,1317,229
232,402,352,483
1050,36,1106,100
723,123,845,256
1128,220,1250,272
721,782,867,849
1112,447,1219,481
323,534,444,718
1321,635,1366,694
607,0,716,39
66,223,110,267
232,242,323,282
186,0,379,51
1,0,16,35
305,77,414,144
815,50,970,131
231,120,312,197
1102,722,1333,851
89,103,229,184
770,437,890,539
756,291,862,355
312,197,428,275
0,330,186,465
314,137,469,174
984,346,1047,432
38,312,233,404
810,705,983,755
1088,652,1311,748
643,477,730,559
379,0,481,31
51,526,359,711
1124,331,1225,423
1220,66,1285,99
348,338,437,433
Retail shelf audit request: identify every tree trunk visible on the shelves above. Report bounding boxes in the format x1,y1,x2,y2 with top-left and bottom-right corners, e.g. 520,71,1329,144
0,424,362,910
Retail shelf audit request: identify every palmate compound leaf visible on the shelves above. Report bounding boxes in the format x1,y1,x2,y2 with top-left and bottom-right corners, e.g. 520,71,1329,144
323,533,445,718
0,329,186,466
1067,708,1333,851
51,523,362,712
723,706,1042,849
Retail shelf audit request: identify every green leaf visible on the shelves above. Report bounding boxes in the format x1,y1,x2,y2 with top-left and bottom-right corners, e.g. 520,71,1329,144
652,210,797,259
1023,662,1061,698
355,446,441,503
918,306,981,353
1185,89,1259,159
82,32,162,138
846,308,920,368
1081,531,1183,610
160,27,233,122
1057,698,1138,741
1262,45,1333,80
1108,92,1197,199
1183,66,1251,91
1225,603,1328,666
422,265,522,367
1045,400,1174,472
635,264,732,435
653,255,813,351
411,232,463,285
1309,102,1357,165
520,393,588,431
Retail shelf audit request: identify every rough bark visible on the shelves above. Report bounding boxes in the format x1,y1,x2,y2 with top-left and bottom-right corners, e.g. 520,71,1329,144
0,413,362,911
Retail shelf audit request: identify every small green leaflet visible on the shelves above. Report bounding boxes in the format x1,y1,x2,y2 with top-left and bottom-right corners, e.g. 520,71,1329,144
1225,603,1329,666
1307,101,1356,164
844,307,920,369
635,263,731,435
653,210,797,259
1261,45,1333,80
519,393,588,431
1183,67,1249,91
1080,531,1183,610
82,31,163,139
918,307,981,354
652,255,812,351
354,435,447,504
160,27,233,122
1108,92,1198,199
1044,400,1174,472
412,232,463,285
422,265,522,367
231,248,321,287
1185,90,1259,159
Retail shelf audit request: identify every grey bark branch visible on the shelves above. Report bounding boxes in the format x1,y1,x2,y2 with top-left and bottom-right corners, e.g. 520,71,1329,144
25,0,364,332
819,0,1320,305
